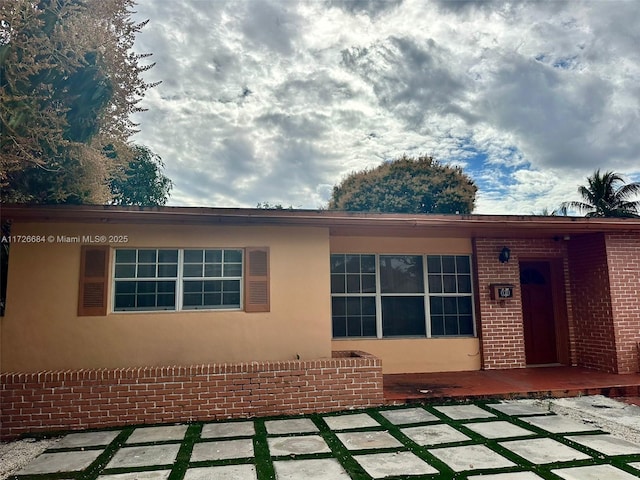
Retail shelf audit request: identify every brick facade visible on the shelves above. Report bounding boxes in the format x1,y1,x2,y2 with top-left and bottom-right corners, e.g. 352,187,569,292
474,238,572,370
605,233,640,373
0,351,383,440
568,234,618,372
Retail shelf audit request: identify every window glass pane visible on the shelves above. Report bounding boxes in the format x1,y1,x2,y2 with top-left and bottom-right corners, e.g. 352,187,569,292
443,275,457,293
184,250,203,263
158,281,174,293
362,317,376,336
346,297,361,316
345,254,361,273
184,281,202,293
428,274,442,293
183,293,201,307
224,292,240,306
429,296,444,315
361,255,376,273
157,293,175,308
203,280,220,292
203,293,222,306
361,274,376,293
347,318,362,336
443,297,458,314
137,264,156,278
456,256,471,273
442,256,456,273
115,265,135,278
224,250,242,263
114,294,135,309
158,264,177,278
362,297,376,316
381,296,426,337
115,281,136,294
459,316,474,335
137,281,156,294
137,294,155,308
431,316,445,336
346,274,361,293
116,249,136,263
183,264,202,277
444,316,459,335
330,254,345,274
380,255,424,293
205,250,222,262
205,264,223,277
331,274,345,294
332,316,347,337
138,250,157,263
158,250,178,262
224,264,242,277
332,297,346,316
457,275,471,293
427,255,441,273
458,296,473,315
222,280,240,292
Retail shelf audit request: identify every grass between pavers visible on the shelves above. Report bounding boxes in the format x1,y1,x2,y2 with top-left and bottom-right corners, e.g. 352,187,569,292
9,400,640,480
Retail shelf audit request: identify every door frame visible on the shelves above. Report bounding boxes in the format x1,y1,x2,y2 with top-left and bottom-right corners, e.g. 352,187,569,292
519,257,570,366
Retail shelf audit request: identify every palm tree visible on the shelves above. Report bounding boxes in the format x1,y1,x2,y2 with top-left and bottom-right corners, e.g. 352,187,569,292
562,170,640,218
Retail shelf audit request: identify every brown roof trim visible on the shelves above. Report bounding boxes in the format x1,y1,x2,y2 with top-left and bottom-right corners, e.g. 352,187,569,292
2,204,640,238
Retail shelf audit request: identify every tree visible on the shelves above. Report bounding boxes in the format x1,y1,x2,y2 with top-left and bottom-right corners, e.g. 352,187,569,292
0,0,157,203
329,155,477,214
109,145,172,206
561,170,640,218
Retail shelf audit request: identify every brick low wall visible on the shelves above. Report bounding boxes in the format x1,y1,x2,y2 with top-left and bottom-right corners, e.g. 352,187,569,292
0,351,383,440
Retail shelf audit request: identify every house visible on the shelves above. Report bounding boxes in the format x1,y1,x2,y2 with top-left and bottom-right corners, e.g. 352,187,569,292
1,204,639,438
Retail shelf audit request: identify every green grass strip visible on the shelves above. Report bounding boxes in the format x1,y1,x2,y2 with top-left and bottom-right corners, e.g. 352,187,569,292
167,423,201,480
310,413,371,480
78,427,134,480
253,419,276,480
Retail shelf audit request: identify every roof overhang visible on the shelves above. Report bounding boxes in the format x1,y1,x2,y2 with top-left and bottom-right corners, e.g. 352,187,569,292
2,204,640,239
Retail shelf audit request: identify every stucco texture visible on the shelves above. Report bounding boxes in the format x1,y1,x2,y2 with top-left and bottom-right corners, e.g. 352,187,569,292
2,223,331,372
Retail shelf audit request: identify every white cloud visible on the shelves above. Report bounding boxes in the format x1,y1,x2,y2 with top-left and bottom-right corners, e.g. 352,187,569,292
131,0,640,213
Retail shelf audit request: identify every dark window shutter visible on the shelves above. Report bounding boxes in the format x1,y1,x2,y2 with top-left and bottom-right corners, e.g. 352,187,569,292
78,246,109,316
245,247,270,312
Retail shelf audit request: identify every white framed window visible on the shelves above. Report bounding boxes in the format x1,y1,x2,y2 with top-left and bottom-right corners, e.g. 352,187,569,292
113,248,243,312
330,253,475,338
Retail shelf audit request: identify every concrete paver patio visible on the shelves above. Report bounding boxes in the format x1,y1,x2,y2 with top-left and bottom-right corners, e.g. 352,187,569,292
8,398,640,479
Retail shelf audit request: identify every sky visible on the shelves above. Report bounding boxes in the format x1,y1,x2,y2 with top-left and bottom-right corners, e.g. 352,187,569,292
129,0,640,214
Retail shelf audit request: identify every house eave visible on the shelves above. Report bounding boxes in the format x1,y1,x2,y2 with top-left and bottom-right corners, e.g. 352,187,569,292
2,204,640,238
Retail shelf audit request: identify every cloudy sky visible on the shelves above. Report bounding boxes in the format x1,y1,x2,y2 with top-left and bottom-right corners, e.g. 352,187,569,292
130,0,640,214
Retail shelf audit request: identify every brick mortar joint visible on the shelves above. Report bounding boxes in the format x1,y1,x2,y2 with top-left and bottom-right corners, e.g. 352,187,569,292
0,352,382,382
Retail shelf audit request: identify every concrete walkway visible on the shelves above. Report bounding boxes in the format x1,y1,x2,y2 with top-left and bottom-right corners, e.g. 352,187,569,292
11,399,640,479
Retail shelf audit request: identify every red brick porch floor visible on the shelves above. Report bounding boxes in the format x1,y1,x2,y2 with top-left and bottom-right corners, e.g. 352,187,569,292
383,366,640,404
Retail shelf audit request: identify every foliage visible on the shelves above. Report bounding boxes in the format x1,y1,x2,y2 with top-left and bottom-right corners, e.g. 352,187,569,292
562,170,640,218
532,206,568,216
109,145,172,206
328,155,477,214
0,0,157,203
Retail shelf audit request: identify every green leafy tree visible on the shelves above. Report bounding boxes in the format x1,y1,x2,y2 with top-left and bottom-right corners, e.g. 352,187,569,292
329,155,477,214
109,145,172,206
562,170,640,218
0,0,157,203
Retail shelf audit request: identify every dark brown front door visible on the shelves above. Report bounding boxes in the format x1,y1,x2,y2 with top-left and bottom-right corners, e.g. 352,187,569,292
520,261,557,365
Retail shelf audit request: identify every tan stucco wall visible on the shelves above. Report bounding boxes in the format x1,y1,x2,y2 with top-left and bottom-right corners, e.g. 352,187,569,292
330,235,479,373
2,222,331,372
330,236,472,254
332,338,481,373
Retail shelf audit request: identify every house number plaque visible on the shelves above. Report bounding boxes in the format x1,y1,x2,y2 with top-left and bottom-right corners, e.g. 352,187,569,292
490,284,515,300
